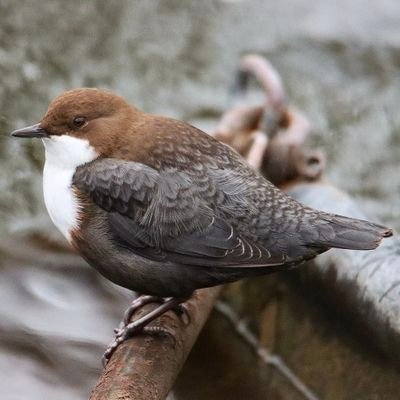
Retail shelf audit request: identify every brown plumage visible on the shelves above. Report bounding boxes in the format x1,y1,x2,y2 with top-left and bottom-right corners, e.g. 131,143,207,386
12,87,393,294
11,88,393,361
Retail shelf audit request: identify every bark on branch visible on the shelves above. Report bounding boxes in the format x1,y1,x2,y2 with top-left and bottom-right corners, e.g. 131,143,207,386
90,287,221,400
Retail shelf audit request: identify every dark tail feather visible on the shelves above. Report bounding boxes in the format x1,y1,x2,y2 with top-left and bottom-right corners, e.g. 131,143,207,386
308,214,393,251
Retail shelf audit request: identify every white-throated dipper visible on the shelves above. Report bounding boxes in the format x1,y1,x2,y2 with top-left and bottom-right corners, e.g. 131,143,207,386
11,88,393,363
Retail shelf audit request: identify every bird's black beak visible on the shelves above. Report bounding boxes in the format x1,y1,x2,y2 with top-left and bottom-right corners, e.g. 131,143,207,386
11,123,49,138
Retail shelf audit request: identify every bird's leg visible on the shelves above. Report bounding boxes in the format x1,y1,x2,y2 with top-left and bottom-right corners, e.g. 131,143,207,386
103,297,189,366
119,294,164,329
114,295,190,333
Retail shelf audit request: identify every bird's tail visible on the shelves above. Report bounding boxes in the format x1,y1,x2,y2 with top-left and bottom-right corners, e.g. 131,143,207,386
306,213,393,252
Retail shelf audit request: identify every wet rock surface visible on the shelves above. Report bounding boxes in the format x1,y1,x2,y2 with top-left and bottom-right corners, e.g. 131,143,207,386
1,1,400,399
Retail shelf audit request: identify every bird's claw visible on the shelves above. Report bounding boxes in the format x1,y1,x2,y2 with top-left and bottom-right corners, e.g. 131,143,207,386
102,322,175,366
102,296,190,366
122,295,164,326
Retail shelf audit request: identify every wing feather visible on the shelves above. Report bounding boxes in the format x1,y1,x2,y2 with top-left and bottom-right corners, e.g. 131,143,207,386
73,158,284,268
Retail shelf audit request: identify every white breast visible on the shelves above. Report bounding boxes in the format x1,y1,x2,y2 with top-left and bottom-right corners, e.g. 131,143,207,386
42,135,98,241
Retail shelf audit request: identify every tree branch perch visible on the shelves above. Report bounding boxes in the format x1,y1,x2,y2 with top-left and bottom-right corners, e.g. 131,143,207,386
90,288,221,400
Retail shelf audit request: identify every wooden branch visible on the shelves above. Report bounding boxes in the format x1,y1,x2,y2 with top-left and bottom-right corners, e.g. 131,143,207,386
90,287,221,400
237,53,286,111
211,53,324,185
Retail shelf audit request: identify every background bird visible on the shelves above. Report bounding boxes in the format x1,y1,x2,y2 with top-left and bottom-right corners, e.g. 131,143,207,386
11,88,393,362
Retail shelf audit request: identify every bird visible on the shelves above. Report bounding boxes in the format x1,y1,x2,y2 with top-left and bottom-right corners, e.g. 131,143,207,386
11,88,392,363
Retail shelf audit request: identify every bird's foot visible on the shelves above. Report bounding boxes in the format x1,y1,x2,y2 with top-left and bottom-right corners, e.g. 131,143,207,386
103,322,175,366
120,295,164,328
115,295,190,331
103,296,189,366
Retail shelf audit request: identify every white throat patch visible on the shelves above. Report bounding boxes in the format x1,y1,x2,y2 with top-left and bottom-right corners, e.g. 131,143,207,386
42,135,98,241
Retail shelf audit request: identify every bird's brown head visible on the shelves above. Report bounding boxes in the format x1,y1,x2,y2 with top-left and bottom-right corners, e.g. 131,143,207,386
11,88,139,158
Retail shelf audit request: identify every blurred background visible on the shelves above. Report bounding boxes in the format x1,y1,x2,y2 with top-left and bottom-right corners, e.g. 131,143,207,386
1,1,400,399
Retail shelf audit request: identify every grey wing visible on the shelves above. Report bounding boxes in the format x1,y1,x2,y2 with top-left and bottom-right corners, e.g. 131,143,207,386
211,164,392,260
72,158,285,268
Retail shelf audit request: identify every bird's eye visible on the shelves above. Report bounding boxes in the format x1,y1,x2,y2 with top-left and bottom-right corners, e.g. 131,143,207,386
72,116,87,128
